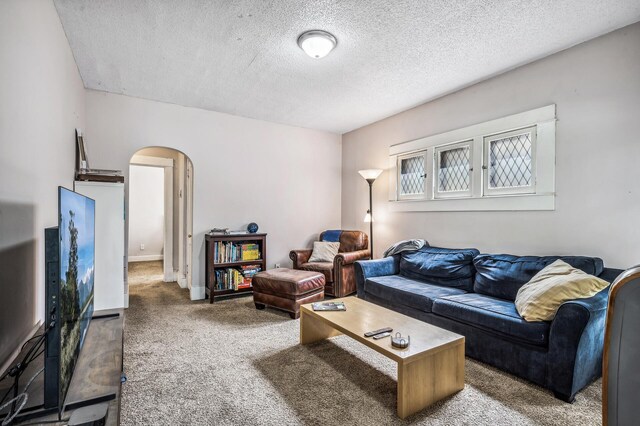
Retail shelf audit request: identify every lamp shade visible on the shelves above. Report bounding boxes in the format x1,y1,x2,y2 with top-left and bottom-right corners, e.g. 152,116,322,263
364,212,372,223
358,169,383,181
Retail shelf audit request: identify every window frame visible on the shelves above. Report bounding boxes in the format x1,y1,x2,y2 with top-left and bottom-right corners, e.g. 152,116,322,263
397,150,428,200
387,104,556,212
433,139,474,199
483,126,537,197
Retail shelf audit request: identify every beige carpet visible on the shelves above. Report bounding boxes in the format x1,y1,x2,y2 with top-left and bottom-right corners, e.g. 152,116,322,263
122,262,603,425
128,261,165,285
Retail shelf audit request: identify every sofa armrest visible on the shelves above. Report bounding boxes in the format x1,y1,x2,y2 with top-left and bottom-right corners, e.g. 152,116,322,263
335,249,371,267
354,256,400,298
289,249,312,269
546,288,609,401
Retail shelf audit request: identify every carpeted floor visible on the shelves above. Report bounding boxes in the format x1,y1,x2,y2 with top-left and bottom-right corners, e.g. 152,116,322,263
122,262,603,425
128,260,165,285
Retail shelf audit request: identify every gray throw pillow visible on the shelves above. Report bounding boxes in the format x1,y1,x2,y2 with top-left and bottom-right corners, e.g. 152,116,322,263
308,241,340,263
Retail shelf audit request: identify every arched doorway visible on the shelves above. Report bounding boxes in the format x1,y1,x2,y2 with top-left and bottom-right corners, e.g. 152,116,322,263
126,147,194,300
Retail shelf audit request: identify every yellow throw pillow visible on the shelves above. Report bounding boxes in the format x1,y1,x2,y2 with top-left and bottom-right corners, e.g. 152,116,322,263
515,259,609,322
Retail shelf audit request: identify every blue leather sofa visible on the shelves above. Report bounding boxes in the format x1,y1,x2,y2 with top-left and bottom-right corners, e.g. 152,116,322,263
354,246,623,402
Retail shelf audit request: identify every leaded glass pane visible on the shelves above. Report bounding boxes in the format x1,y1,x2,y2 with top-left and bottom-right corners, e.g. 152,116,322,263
438,146,470,192
400,155,425,195
488,132,533,188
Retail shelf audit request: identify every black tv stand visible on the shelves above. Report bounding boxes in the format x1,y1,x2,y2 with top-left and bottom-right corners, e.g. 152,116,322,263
65,392,116,411
92,312,121,320
1,309,124,425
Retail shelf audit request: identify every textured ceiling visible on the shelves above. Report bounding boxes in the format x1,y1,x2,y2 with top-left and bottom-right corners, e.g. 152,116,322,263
54,0,640,133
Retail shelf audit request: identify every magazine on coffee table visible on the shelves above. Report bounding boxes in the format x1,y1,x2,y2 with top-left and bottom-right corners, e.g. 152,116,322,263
312,302,346,311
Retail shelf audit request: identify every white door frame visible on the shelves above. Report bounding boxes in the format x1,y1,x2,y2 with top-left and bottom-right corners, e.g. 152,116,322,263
177,156,186,289
185,160,194,292
130,154,174,282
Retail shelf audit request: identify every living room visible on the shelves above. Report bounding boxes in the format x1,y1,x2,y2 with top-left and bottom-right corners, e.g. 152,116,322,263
1,0,639,425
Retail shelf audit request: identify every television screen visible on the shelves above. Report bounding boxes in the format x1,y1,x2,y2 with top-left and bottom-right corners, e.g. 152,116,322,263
58,187,95,407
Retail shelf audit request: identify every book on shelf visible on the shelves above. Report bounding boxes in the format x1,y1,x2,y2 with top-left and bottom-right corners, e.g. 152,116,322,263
214,264,262,291
241,243,260,261
212,241,261,264
312,302,346,311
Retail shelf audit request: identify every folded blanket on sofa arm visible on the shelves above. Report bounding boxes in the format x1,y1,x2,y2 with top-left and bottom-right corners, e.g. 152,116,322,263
383,239,429,257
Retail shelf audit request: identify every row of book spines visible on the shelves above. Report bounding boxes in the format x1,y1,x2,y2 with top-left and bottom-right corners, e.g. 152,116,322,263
213,242,261,263
214,265,262,291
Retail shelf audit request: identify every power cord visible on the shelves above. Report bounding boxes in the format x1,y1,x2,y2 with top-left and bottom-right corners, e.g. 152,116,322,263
20,334,44,352
13,419,70,426
0,367,43,425
0,319,54,423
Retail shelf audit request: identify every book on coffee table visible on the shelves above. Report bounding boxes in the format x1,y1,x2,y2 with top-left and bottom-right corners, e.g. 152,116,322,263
312,302,346,311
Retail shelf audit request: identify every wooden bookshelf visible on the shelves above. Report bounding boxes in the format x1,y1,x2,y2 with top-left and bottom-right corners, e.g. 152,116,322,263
205,233,267,303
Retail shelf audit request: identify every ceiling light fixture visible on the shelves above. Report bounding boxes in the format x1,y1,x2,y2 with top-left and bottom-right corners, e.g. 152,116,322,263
297,30,337,59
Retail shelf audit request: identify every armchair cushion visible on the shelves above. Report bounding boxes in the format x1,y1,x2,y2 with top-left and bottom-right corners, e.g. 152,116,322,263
300,262,334,283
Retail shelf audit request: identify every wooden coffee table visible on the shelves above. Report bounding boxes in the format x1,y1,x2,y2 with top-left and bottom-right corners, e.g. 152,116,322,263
300,296,465,419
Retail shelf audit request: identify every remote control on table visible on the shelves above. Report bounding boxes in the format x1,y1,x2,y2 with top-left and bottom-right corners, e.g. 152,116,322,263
373,332,391,340
364,327,393,337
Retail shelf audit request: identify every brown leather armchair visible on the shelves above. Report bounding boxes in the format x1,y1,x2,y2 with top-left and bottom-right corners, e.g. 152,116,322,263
289,230,370,297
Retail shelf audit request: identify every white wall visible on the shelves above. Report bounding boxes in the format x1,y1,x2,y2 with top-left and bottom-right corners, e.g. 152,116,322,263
342,22,640,269
128,165,165,260
0,0,86,369
84,90,342,299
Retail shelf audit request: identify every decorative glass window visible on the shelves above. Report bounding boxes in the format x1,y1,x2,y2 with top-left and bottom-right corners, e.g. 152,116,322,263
397,151,427,200
389,105,555,211
483,127,536,196
434,141,473,199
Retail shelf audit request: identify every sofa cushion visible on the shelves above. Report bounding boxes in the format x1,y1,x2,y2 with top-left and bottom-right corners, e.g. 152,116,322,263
473,254,605,301
399,246,480,291
365,275,467,313
300,262,334,283
432,293,550,346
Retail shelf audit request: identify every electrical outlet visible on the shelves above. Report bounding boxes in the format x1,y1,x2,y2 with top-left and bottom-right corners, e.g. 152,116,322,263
275,263,281,269
140,243,145,251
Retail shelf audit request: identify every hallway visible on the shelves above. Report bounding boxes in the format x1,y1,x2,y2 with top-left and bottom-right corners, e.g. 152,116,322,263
128,261,165,286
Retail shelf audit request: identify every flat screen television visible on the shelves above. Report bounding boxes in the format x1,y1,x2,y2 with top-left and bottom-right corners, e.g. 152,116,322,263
44,187,95,413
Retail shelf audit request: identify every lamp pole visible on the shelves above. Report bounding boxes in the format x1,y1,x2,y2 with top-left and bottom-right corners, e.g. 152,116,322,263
358,169,383,259
367,178,374,258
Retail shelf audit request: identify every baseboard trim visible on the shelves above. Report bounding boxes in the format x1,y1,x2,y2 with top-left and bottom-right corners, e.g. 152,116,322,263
191,286,205,300
128,255,163,262
178,277,187,288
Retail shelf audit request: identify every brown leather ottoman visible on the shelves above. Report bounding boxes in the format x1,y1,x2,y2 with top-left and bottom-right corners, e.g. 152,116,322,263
252,268,325,319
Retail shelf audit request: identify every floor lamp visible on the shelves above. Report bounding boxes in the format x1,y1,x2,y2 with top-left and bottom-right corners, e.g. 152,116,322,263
358,169,383,258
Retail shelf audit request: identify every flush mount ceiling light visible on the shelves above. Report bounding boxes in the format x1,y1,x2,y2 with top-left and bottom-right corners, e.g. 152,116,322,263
297,30,337,59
